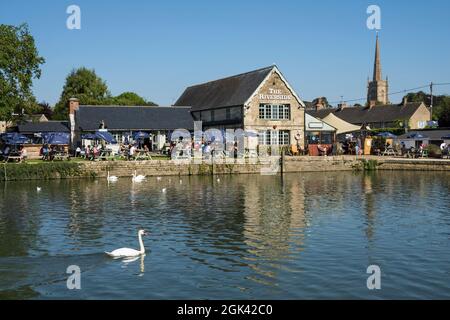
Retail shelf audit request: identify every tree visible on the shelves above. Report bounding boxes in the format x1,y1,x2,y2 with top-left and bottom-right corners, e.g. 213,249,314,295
434,96,450,127
37,101,54,120
111,92,157,106
0,23,45,121
53,67,111,119
403,91,449,126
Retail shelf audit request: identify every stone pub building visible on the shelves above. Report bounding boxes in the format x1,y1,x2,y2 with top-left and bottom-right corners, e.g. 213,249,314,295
175,65,306,149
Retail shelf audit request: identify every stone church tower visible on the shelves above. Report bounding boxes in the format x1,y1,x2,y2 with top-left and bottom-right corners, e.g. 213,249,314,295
367,34,389,106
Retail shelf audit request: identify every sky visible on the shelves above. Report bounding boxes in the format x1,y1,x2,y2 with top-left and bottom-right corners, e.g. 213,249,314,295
1,0,450,106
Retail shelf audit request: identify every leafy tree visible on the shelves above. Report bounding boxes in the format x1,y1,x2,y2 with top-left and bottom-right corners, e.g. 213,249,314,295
37,101,54,120
53,67,111,119
111,92,157,106
0,23,45,121
403,91,449,126
434,96,450,127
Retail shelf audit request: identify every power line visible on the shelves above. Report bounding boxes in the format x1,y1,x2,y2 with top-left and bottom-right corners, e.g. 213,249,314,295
328,82,449,105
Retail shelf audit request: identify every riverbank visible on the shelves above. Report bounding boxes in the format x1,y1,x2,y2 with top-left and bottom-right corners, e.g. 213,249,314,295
1,156,449,181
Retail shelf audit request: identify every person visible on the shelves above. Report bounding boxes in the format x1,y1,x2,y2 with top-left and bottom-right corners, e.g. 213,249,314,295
440,142,449,158
129,144,136,160
75,146,81,157
20,146,27,161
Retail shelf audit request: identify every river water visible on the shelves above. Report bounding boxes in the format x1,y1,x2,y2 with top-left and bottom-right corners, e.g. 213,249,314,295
0,171,449,299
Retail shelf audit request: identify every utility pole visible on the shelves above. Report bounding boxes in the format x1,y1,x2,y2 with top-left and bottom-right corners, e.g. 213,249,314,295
430,82,433,121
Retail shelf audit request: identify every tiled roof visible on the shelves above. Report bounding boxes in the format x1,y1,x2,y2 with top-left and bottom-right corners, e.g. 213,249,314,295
174,66,274,111
76,106,194,131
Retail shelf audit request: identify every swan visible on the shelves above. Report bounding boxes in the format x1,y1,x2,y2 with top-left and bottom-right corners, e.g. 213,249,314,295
156,177,162,181
161,188,167,193
132,170,146,182
105,229,149,257
36,187,42,192
107,171,118,182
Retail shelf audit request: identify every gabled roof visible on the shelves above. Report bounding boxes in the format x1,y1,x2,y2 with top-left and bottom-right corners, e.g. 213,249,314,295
308,102,427,124
17,121,70,134
76,106,194,131
175,66,274,111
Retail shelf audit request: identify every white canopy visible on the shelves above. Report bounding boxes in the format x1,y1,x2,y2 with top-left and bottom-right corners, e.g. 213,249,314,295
322,113,361,135
305,113,336,132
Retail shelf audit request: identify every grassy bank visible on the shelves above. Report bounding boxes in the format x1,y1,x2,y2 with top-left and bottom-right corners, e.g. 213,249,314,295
0,162,86,181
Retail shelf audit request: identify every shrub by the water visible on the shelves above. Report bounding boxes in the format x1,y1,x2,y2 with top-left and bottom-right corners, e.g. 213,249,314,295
426,144,442,158
0,162,83,181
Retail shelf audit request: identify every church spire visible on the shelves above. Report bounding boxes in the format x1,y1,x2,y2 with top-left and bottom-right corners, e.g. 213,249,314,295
373,33,382,81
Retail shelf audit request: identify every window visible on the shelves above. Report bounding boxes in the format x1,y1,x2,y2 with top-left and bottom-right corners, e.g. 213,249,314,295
259,105,265,119
258,104,290,120
258,130,290,145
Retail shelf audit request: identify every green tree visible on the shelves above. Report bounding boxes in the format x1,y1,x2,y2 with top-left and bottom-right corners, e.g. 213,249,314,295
0,23,45,121
434,96,450,127
37,101,54,120
53,67,111,119
111,92,157,106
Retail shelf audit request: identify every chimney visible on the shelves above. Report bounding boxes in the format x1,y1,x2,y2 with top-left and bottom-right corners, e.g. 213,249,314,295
69,97,79,115
68,97,79,151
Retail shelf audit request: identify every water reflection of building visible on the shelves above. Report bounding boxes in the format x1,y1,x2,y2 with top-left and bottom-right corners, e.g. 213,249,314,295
242,174,307,283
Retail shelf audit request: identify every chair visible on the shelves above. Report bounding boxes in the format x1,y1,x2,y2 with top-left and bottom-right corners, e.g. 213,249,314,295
290,144,299,156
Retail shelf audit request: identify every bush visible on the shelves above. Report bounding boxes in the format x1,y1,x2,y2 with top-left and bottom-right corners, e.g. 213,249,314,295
426,144,442,158
0,162,83,181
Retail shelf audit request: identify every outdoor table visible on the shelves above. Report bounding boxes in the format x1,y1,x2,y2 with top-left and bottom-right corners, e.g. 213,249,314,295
382,147,396,156
98,149,114,161
53,151,70,161
135,149,152,161
5,155,22,163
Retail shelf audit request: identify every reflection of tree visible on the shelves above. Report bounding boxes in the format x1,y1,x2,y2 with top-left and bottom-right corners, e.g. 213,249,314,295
0,181,42,299
0,181,40,256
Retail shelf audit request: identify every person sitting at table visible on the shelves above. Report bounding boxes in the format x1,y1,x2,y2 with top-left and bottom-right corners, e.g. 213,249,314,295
144,144,150,153
75,146,81,157
41,145,49,160
20,146,28,161
3,145,10,157
129,144,136,160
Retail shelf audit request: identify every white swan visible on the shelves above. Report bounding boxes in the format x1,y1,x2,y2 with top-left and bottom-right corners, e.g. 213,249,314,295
132,170,146,182
161,188,167,193
107,171,118,182
105,229,149,257
36,187,42,192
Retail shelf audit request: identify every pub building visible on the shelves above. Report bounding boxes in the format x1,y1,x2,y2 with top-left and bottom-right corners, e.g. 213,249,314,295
174,65,307,151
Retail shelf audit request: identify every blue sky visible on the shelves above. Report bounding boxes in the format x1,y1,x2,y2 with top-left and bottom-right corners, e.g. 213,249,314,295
1,0,449,106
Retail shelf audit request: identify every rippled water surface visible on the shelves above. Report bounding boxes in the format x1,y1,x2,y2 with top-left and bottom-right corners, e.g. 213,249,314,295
0,171,449,299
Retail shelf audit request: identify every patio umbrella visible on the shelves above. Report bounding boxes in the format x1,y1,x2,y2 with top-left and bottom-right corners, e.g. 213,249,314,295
376,132,397,138
406,133,428,139
441,134,450,140
1,133,30,145
95,131,117,144
43,132,70,145
132,131,150,140
81,133,97,140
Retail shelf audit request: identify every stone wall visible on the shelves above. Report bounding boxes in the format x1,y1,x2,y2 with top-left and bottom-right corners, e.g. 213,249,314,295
2,156,448,181
79,156,450,179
